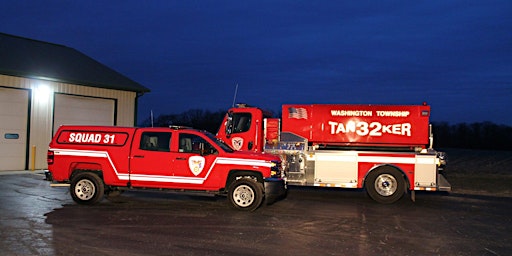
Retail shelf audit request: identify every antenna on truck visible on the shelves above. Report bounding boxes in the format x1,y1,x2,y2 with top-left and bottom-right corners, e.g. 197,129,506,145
231,83,239,107
150,110,154,127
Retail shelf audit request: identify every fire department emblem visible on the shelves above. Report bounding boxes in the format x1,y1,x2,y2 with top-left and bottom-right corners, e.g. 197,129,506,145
231,137,244,150
188,156,205,176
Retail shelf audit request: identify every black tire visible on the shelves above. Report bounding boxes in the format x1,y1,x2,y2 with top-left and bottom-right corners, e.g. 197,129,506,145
70,172,104,205
228,178,264,211
365,166,405,204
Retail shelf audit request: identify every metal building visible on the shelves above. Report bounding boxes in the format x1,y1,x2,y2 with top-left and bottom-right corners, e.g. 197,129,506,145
0,33,150,171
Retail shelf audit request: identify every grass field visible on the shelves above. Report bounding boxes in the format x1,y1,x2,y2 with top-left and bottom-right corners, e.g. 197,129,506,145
442,148,512,197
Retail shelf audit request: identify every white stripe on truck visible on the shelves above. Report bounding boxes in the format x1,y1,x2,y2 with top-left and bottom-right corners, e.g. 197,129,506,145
50,148,270,184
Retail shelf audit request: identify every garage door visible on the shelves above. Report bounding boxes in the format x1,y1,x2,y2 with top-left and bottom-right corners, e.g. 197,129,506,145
0,87,29,171
53,94,115,132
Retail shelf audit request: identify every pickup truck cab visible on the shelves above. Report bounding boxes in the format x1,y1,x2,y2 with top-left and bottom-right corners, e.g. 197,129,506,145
47,125,286,211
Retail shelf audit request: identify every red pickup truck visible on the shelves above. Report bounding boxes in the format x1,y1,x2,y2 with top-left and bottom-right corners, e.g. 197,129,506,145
47,125,286,211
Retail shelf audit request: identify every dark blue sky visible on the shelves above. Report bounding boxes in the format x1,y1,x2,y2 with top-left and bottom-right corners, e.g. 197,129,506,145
2,1,512,125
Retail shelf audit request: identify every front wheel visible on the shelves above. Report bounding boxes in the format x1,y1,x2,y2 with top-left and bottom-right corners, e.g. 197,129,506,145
365,167,405,204
228,178,264,211
70,172,105,205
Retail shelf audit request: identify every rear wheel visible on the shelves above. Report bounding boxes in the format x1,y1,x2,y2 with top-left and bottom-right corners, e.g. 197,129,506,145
228,177,264,211
70,172,104,205
365,167,405,204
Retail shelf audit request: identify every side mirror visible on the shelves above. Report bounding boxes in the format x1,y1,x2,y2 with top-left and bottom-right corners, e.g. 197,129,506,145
201,146,217,156
225,112,233,138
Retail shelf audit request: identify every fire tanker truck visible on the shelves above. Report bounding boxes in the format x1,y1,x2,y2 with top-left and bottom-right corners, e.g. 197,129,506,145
216,103,451,203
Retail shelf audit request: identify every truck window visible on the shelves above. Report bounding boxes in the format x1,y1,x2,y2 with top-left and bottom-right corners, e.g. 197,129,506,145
140,132,171,152
179,133,217,155
232,113,252,133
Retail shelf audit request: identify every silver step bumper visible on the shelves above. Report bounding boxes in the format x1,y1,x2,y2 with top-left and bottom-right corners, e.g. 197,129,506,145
438,174,451,192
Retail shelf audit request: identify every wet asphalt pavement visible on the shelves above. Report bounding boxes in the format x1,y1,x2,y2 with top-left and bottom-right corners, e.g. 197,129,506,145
1,171,511,256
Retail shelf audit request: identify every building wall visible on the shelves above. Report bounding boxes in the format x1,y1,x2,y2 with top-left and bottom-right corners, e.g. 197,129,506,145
0,74,138,170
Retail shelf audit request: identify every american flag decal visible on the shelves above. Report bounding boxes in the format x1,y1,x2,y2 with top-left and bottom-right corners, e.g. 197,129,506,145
288,107,308,119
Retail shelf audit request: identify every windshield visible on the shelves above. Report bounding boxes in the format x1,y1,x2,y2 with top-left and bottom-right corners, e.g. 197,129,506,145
204,131,234,152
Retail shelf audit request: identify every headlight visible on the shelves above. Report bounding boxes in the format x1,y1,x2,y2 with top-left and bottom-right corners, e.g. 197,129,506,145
270,160,282,178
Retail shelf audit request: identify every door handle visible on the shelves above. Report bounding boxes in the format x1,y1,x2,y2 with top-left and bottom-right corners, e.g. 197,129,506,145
176,157,187,160
133,155,144,158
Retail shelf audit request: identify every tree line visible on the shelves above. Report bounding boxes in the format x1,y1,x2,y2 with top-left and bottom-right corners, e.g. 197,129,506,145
432,122,512,150
140,109,226,134
140,109,512,151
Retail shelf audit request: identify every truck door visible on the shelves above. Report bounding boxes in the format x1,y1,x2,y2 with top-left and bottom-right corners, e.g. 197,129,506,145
130,131,173,187
225,112,256,151
173,133,218,185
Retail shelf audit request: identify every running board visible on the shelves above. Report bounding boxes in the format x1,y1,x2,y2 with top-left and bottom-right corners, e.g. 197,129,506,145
50,183,70,187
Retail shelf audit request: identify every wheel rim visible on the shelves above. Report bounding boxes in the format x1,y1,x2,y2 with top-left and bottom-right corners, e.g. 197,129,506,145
374,174,397,197
232,184,255,207
74,179,96,200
